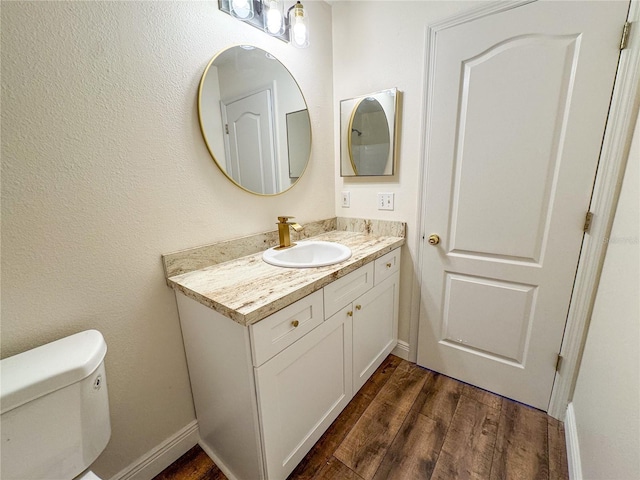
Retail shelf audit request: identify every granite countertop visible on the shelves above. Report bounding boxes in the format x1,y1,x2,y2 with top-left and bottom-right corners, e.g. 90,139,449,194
167,230,404,326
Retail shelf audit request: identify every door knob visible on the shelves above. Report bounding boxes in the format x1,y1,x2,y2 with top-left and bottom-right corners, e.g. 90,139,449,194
428,234,440,246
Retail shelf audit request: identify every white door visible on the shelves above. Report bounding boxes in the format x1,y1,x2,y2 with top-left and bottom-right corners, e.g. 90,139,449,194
222,89,278,194
417,0,628,410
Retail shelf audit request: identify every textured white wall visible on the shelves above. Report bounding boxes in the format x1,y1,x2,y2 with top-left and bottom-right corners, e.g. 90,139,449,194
0,1,333,477
572,113,640,480
331,1,483,345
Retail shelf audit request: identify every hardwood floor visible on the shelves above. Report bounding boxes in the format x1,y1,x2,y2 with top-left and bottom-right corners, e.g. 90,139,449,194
153,355,569,480
153,444,226,480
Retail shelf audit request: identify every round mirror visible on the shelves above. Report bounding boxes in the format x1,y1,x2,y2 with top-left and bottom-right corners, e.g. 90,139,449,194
198,45,311,195
348,97,390,175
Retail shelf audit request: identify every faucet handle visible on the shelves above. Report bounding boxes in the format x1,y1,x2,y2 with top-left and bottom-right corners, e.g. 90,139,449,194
277,216,295,224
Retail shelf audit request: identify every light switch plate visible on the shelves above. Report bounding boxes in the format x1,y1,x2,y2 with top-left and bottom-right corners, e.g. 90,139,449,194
378,193,394,210
341,191,351,208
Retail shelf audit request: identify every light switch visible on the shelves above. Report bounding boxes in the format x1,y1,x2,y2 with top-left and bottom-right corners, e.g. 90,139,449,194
377,193,394,211
341,191,351,208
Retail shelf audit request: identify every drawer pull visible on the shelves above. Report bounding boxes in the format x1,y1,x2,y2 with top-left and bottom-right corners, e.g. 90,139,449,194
347,311,353,317
291,320,299,327
386,262,392,268
355,305,362,310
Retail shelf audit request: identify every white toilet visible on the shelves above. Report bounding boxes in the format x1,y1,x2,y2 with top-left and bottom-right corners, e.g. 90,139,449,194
1,330,111,480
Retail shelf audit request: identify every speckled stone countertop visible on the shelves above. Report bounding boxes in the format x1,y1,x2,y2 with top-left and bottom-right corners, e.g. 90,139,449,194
167,229,404,326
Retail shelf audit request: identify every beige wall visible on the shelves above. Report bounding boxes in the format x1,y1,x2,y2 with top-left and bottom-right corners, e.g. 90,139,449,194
572,113,640,479
4,1,636,477
0,2,333,477
331,1,482,345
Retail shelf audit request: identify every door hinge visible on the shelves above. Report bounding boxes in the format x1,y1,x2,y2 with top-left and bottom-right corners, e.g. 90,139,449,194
225,123,229,134
620,22,631,50
584,211,594,233
555,354,563,372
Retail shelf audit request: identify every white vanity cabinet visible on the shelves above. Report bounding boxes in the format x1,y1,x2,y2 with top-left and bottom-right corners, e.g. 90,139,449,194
175,247,400,480
325,249,400,393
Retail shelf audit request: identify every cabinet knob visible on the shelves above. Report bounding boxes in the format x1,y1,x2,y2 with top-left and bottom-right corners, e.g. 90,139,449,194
355,305,362,310
291,320,299,327
347,311,353,317
386,262,392,268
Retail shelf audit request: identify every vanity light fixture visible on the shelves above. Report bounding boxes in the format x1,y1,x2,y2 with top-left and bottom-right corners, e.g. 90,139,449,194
219,0,309,48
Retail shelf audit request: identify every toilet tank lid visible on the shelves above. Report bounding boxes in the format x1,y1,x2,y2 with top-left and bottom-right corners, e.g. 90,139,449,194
1,330,107,415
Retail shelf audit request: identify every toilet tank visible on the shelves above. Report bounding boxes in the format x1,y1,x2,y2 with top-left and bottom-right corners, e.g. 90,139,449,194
1,330,111,480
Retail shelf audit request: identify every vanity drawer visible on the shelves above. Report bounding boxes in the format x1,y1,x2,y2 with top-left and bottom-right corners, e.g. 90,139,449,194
324,262,374,318
250,290,324,367
374,248,401,285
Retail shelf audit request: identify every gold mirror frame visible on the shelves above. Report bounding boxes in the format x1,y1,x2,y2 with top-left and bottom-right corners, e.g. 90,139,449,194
340,88,399,177
198,45,312,196
347,97,390,175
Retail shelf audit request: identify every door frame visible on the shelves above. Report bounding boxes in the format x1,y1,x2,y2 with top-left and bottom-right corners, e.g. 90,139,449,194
409,0,640,420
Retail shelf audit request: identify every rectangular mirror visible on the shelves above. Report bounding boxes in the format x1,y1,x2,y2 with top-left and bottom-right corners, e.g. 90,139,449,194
340,88,399,177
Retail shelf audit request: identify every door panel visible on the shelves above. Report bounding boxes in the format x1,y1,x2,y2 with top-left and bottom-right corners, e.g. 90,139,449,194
451,35,579,262
442,273,536,365
223,89,278,194
417,0,628,410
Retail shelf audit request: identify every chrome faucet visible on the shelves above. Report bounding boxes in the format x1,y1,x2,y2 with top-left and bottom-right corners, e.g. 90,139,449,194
276,216,304,249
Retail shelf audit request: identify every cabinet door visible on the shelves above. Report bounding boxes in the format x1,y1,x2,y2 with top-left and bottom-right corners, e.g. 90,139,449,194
353,272,399,393
254,305,353,480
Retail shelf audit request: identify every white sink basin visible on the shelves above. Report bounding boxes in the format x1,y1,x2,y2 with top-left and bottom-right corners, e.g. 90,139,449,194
262,241,352,268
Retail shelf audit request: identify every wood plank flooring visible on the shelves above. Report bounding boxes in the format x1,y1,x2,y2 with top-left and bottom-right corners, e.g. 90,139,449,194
153,355,569,480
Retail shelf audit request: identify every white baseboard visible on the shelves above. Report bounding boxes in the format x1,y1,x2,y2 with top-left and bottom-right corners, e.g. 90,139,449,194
109,420,199,480
392,340,410,361
564,403,582,480
198,441,240,480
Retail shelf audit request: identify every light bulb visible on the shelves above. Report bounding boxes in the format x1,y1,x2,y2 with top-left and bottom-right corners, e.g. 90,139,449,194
292,21,307,46
231,0,253,19
265,1,283,35
288,2,309,48
266,10,282,34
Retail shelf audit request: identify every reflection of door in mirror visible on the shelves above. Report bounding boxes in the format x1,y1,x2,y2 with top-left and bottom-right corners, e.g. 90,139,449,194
222,89,278,195
198,45,312,195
